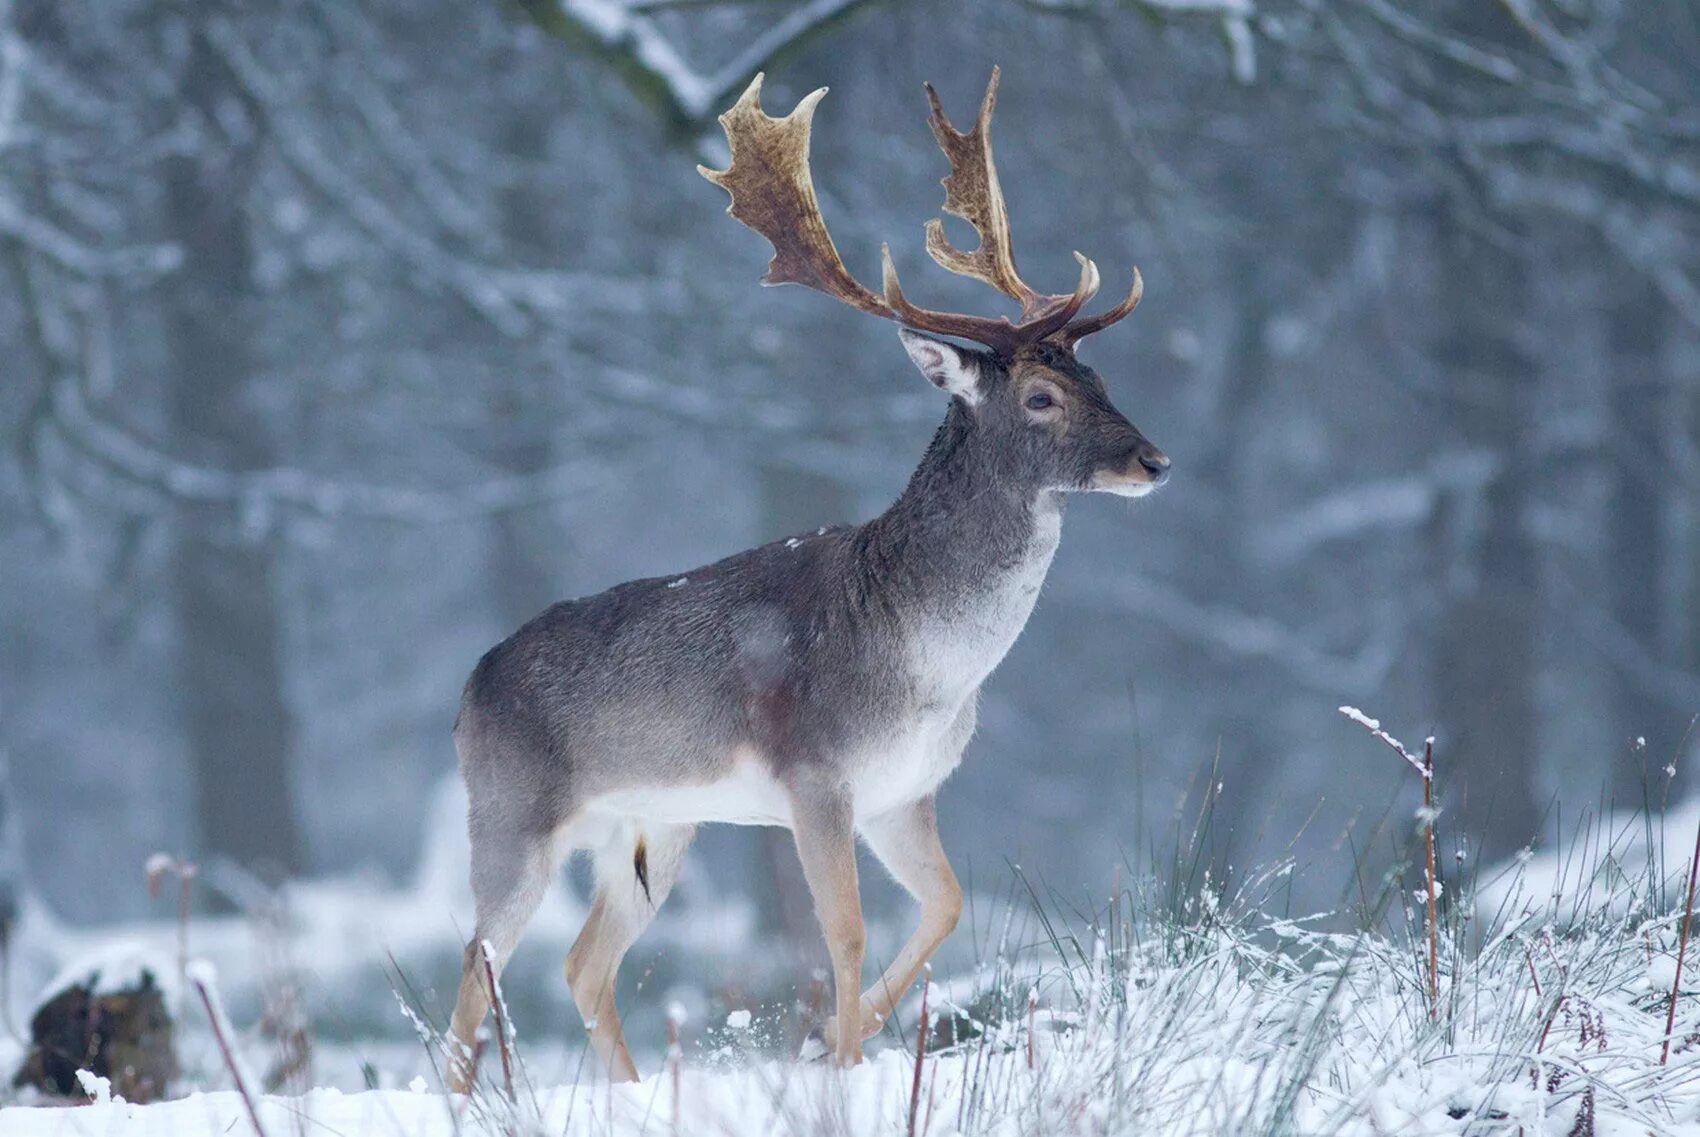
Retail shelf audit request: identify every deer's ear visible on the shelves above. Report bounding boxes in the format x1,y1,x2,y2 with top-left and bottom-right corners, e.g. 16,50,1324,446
899,329,984,405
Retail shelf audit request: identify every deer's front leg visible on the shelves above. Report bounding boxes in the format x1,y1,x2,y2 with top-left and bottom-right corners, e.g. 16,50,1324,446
788,781,865,1067
851,796,961,1041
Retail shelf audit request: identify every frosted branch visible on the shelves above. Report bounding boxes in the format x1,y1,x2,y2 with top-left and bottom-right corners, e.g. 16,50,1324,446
1255,451,1500,563
0,196,180,279
42,367,609,527
205,18,661,336
1337,706,1427,777
1062,572,1403,693
520,0,875,128
1020,0,1256,81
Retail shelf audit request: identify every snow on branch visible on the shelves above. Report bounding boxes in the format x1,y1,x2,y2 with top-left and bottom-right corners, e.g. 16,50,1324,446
1019,0,1257,83
15,287,616,532
0,197,180,279
205,18,661,336
519,0,875,129
1298,0,1700,330
1337,706,1428,777
41,366,610,528
1060,572,1403,693
1254,450,1500,563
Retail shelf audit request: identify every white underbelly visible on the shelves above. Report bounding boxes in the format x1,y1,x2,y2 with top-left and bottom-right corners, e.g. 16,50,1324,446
589,759,793,826
585,710,973,829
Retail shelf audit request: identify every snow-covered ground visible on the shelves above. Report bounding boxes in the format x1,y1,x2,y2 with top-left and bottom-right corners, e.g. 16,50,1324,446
10,909,1700,1135
15,777,1700,1134
12,840,1700,1135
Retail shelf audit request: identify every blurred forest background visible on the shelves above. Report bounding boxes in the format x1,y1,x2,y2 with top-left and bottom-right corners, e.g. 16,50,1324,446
2,0,1697,952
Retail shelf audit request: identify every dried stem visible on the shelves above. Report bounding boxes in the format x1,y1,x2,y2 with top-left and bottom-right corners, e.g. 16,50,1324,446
190,969,267,1137
1423,738,1438,1020
668,1006,684,1137
481,945,514,1098
178,872,196,982
1025,988,1038,1071
1339,710,1439,1020
144,854,197,987
1662,813,1700,1065
907,969,931,1137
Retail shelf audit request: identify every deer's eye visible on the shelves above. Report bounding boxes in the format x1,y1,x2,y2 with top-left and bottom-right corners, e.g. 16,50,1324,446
1025,391,1055,411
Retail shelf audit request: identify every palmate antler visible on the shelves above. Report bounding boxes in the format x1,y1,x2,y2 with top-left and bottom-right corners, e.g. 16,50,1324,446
699,68,1141,357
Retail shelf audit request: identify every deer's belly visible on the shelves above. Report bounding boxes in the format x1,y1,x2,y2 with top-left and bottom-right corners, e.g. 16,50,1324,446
589,750,793,826
585,702,975,828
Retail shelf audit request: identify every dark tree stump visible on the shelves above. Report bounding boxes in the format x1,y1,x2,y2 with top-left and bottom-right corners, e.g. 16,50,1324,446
13,969,177,1104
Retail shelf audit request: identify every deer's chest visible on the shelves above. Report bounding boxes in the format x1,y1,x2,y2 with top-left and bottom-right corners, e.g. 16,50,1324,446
904,502,1061,706
850,695,978,818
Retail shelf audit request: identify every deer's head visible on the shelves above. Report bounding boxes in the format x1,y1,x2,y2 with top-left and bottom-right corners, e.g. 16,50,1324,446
702,68,1169,498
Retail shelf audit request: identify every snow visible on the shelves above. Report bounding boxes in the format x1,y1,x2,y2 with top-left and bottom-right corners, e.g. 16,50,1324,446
72,1069,114,1106
1479,795,1700,920
38,939,176,1004
1338,705,1427,774
10,920,1700,1137
19,785,1700,1132
13,852,1700,1134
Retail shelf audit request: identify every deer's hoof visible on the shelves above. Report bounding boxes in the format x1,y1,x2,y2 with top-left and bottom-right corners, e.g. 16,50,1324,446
820,1008,884,1051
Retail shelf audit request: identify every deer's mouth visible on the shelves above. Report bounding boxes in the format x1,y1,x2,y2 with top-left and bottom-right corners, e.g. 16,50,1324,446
1090,471,1162,498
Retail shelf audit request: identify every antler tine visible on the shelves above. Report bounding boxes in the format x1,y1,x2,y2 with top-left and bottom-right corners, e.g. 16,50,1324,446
704,71,1137,358
698,75,891,321
1054,267,1143,348
880,247,1101,356
1019,251,1101,340
920,67,1048,317
881,245,1021,356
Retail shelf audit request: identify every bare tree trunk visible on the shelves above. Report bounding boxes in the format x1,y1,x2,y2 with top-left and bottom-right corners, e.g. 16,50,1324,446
167,33,302,884
1430,223,1538,855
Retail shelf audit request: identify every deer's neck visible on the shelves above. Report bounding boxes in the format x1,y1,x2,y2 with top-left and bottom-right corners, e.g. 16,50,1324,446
859,403,1063,692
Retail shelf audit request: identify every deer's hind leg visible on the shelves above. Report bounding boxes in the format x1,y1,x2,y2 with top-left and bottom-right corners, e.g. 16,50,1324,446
565,819,696,1082
446,804,577,1092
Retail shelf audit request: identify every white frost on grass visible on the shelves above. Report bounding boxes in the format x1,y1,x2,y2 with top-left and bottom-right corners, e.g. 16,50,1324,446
15,831,1700,1134
11,898,1700,1135
1480,795,1700,921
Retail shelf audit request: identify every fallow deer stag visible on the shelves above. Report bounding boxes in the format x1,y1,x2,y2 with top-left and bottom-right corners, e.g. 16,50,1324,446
446,68,1167,1088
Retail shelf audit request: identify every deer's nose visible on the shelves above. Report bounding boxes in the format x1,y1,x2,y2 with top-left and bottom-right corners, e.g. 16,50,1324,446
1138,446,1171,484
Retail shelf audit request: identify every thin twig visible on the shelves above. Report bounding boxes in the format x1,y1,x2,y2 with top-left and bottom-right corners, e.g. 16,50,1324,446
1025,987,1038,1072
1662,813,1700,1065
1340,709,1439,1019
480,944,515,1099
668,1003,685,1137
1423,738,1439,1020
1338,707,1427,776
189,965,267,1137
144,854,197,990
907,969,930,1137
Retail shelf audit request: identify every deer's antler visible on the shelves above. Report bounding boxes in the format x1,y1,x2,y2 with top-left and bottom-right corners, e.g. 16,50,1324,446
701,71,1139,356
